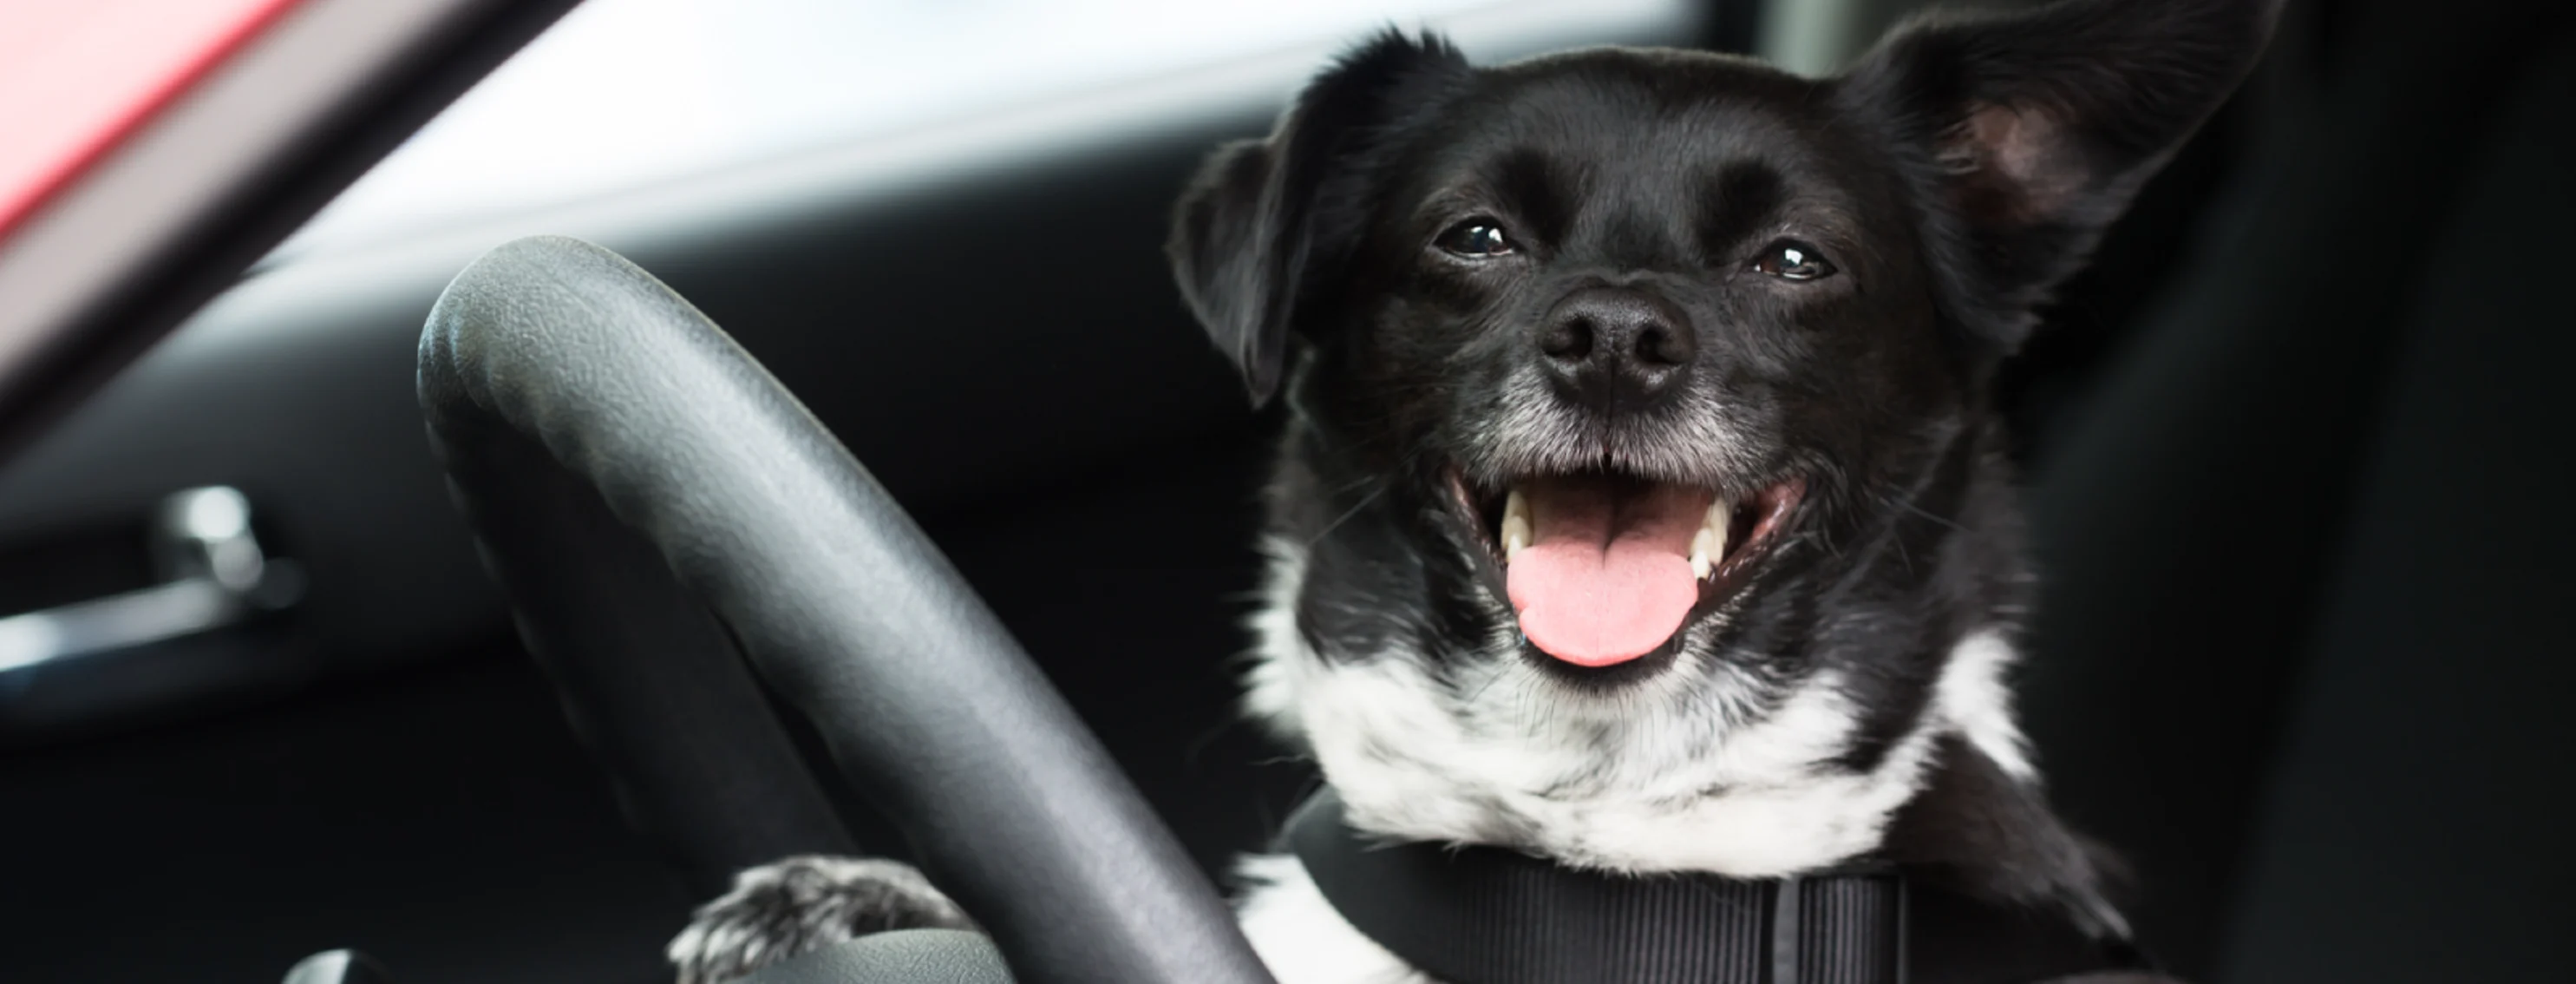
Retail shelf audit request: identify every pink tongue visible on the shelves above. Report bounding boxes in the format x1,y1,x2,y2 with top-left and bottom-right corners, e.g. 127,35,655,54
1507,478,1713,667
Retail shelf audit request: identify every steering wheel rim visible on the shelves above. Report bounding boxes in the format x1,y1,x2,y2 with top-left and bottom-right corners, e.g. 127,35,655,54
418,234,1276,984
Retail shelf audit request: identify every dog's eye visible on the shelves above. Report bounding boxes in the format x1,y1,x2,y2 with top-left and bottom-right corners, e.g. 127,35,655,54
1435,219,1518,258
1754,240,1837,281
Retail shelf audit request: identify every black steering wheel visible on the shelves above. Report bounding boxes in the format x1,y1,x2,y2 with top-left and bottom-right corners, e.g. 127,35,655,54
415,235,1278,984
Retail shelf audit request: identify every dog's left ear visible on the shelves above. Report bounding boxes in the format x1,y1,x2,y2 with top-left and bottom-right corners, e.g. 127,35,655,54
1840,0,2280,350
1167,31,1471,406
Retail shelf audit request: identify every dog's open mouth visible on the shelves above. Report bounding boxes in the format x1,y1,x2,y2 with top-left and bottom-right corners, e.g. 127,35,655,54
1451,469,1803,668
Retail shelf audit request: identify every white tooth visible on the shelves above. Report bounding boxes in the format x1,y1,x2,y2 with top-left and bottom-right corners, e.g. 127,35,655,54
1694,502,1731,580
1502,489,1531,561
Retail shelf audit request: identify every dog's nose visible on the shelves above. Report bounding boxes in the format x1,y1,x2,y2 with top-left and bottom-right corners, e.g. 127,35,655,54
1537,287,1695,408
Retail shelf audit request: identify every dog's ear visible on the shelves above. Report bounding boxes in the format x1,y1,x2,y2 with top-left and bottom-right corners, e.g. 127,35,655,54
1840,0,2279,351
1167,31,1470,405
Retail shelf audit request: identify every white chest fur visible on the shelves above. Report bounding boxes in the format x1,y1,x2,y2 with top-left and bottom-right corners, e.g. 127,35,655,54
1236,853,1431,984
1240,537,2036,881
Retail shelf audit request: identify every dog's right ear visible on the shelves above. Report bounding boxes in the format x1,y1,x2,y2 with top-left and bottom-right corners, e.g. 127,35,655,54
1167,31,1470,406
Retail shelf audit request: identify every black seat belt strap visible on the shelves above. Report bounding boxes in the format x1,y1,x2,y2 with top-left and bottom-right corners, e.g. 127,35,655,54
1286,789,1904,984
1287,790,2153,984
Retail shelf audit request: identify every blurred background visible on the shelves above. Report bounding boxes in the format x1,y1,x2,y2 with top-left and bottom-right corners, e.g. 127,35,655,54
0,0,2567,981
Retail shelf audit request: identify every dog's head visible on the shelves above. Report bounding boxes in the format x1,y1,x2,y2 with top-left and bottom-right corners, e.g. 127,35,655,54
1170,1,2272,873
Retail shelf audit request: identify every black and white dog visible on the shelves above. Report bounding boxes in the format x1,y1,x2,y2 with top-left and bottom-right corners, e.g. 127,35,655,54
670,1,2274,981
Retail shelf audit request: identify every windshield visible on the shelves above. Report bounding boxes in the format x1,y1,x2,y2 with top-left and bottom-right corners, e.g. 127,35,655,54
277,0,1695,260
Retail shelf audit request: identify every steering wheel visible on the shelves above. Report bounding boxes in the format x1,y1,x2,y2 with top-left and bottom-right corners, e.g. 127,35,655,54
415,235,1278,984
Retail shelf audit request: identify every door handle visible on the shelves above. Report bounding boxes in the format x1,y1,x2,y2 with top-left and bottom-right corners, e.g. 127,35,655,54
0,487,302,673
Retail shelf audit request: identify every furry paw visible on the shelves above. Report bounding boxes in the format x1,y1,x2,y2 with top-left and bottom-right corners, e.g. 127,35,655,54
667,855,976,984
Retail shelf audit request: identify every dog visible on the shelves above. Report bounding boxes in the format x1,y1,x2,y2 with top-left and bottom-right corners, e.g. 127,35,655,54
668,1,2275,981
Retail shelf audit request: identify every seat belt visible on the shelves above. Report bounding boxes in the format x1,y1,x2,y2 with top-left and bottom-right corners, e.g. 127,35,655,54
1286,789,2147,984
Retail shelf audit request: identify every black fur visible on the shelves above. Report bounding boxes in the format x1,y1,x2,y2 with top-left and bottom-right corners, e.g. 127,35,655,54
1169,0,2275,948
1168,31,1474,404
673,3,2278,981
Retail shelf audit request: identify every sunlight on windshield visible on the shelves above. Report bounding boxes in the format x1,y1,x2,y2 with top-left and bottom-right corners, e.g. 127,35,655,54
282,0,1690,259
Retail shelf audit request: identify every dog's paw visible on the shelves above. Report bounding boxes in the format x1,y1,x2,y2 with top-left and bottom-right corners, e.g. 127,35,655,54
666,855,975,984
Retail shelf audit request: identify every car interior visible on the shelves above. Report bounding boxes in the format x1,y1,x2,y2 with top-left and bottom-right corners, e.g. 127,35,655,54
0,0,2568,981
